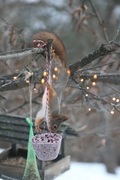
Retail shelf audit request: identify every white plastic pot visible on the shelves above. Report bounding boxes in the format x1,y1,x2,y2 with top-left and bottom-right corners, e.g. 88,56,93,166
31,133,62,161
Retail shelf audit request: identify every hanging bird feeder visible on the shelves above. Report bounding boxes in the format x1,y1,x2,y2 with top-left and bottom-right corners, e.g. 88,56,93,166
32,39,63,161
31,132,62,161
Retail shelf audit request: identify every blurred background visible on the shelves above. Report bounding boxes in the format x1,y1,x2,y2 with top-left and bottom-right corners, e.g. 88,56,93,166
0,0,120,175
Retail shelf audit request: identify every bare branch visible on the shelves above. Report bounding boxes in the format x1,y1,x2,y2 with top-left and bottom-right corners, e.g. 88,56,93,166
75,72,120,85
69,84,117,112
113,23,120,42
0,47,44,61
69,42,120,75
0,42,120,91
0,69,43,91
107,84,120,93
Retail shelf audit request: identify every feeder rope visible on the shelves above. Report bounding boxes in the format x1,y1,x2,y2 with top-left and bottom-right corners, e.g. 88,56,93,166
29,81,33,122
45,50,52,132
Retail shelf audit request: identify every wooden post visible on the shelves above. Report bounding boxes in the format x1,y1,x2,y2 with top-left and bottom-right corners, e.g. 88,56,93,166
38,160,44,180
10,143,17,156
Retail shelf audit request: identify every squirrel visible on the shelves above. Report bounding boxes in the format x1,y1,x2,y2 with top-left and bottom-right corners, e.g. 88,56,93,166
33,31,68,132
35,82,68,132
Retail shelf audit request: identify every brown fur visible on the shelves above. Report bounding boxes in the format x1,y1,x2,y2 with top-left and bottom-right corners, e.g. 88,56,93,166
34,31,68,132
33,31,67,67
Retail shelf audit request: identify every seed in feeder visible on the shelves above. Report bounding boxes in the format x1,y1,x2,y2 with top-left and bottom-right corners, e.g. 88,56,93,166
45,134,49,138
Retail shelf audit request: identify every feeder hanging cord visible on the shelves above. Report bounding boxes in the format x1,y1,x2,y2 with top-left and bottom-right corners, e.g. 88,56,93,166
22,81,41,180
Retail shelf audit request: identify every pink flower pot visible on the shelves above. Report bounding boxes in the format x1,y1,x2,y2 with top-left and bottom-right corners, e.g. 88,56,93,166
31,133,62,161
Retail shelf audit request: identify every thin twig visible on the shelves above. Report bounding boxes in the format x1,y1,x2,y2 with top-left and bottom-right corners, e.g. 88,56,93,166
89,0,109,42
112,23,120,42
107,84,120,94
72,84,120,113
69,78,117,108
76,61,117,72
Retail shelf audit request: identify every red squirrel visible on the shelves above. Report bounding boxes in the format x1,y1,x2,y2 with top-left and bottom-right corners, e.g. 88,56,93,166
33,31,68,132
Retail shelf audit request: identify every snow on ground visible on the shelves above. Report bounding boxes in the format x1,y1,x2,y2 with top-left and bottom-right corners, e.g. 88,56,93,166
0,149,4,154
55,162,120,180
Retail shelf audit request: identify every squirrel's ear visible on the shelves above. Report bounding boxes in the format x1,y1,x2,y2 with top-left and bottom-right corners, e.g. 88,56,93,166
60,115,68,122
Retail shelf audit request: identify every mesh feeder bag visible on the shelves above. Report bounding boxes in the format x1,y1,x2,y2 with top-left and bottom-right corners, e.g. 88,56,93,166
22,117,41,180
31,132,62,161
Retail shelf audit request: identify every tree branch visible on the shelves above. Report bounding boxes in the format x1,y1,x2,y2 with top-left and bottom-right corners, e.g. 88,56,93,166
0,42,120,91
75,72,120,85
69,42,120,75
0,69,44,91
0,47,44,60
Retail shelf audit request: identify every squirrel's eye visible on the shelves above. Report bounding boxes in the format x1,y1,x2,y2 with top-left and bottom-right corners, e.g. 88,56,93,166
53,124,58,129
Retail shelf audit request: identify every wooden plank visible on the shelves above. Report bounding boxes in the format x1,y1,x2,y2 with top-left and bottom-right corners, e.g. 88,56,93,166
0,137,27,145
44,156,71,180
0,114,29,126
0,130,28,140
0,164,24,179
0,156,71,180
0,122,29,133
0,114,77,147
0,114,72,134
